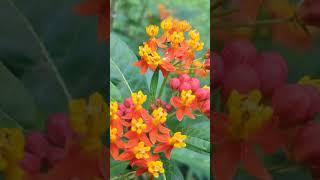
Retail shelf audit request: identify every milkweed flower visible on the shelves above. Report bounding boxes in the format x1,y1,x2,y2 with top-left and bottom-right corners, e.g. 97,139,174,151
171,90,197,121
154,132,187,159
146,107,170,144
69,92,107,151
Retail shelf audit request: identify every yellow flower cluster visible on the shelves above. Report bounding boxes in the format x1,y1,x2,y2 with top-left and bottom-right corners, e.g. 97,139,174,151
152,107,168,125
69,92,107,151
0,128,25,180
147,161,165,178
227,90,273,139
131,118,147,134
181,90,196,106
169,132,187,148
188,30,204,51
133,142,151,159
131,91,147,110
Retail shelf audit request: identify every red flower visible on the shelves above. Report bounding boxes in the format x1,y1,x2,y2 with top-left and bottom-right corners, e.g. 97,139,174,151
170,90,197,121
74,0,109,41
213,113,283,180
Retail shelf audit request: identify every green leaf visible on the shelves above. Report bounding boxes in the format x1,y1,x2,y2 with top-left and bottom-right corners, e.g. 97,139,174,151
163,160,184,180
110,82,123,102
110,33,149,98
110,159,131,178
171,148,210,179
150,67,159,102
0,62,42,130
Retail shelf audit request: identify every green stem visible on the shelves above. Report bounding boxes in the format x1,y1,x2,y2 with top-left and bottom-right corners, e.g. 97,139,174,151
215,16,295,29
163,174,167,180
158,74,170,99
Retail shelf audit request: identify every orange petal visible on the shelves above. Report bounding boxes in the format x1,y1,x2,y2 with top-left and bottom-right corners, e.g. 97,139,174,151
170,97,182,108
154,143,170,153
242,146,272,179
184,108,195,119
117,151,134,161
176,108,184,121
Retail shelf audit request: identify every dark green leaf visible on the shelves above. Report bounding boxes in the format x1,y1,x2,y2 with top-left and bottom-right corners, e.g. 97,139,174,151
0,62,42,130
150,67,159,102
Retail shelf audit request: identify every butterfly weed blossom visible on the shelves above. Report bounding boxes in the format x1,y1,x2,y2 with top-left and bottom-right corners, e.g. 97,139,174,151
111,16,210,178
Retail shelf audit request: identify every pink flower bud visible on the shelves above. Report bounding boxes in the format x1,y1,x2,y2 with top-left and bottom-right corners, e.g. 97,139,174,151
195,88,210,101
47,146,65,167
201,100,210,113
156,98,162,105
118,104,126,116
272,84,311,128
221,39,257,69
253,52,288,97
179,74,191,82
170,78,181,91
204,59,210,70
190,78,200,91
165,104,172,112
20,152,41,173
47,113,72,148
124,98,133,107
179,82,192,91
222,64,260,98
25,132,49,159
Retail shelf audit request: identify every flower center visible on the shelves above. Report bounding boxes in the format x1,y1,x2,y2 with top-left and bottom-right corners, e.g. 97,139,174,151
110,101,119,120
169,132,187,148
152,107,167,125
147,161,165,178
181,90,196,106
133,142,151,159
110,128,117,143
227,90,273,140
131,91,147,110
131,118,147,134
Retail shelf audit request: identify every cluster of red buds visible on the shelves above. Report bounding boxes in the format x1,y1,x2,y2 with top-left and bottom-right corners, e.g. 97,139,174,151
151,98,173,113
21,114,73,174
213,39,320,179
170,74,210,118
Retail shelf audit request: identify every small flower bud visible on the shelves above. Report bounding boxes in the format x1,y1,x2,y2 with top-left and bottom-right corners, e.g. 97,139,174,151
179,74,190,82
195,88,210,101
170,78,181,90
190,78,200,91
25,132,49,159
20,152,41,173
179,82,192,91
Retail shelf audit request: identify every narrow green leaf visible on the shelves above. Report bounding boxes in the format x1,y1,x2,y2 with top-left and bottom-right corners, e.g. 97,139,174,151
110,82,123,102
150,67,159,102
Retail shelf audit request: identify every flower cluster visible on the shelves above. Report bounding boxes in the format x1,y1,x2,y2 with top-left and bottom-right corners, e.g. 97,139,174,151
213,39,320,179
170,74,210,120
0,128,24,180
111,17,210,178
110,91,187,178
134,16,208,77
21,114,72,174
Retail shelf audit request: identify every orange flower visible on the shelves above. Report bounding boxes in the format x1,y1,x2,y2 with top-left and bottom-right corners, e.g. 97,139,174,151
154,132,187,159
131,155,164,178
145,108,171,144
124,118,151,148
117,142,151,162
170,90,197,121
134,44,175,77
110,127,125,160
74,0,108,41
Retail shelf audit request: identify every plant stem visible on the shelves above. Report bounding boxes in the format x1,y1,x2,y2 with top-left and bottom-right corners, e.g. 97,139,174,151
158,74,169,99
214,16,295,29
